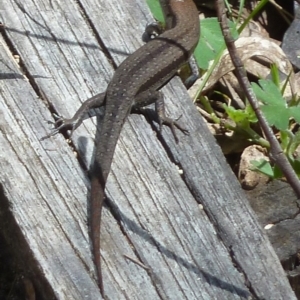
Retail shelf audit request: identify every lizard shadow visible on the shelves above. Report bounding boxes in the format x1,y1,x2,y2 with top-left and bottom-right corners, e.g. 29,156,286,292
83,105,251,299
104,196,252,299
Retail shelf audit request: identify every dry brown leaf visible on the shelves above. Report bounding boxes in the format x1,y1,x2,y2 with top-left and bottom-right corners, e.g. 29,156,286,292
201,36,294,95
239,145,269,189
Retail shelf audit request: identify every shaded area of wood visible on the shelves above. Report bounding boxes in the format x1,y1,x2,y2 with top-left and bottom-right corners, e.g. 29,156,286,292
0,184,56,300
247,180,300,298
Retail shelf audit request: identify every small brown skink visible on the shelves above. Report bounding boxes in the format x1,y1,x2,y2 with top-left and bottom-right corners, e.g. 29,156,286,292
46,0,200,295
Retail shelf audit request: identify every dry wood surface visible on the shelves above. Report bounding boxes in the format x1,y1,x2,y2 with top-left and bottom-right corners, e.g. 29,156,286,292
0,0,296,299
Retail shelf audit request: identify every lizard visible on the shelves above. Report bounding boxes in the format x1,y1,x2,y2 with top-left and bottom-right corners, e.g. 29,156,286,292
44,0,200,296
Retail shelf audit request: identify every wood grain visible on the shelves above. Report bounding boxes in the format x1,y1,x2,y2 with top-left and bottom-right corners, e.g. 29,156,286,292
0,0,296,299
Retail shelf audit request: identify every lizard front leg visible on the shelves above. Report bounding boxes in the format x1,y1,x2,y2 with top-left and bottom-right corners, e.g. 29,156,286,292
43,89,188,143
41,92,106,140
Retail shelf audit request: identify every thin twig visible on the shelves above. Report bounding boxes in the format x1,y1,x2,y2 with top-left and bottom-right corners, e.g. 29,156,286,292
215,0,300,198
123,254,149,270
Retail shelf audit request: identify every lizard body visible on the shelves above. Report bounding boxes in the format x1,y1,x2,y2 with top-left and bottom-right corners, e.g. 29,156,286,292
46,0,199,295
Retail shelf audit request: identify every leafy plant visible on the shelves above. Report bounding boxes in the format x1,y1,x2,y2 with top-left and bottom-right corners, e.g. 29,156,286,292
147,1,300,179
226,73,300,179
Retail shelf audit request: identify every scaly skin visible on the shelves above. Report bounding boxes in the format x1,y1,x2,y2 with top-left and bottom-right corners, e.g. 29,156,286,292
46,0,200,296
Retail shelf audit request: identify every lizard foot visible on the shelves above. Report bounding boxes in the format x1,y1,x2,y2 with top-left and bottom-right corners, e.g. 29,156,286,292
159,114,189,143
142,21,164,42
40,113,78,141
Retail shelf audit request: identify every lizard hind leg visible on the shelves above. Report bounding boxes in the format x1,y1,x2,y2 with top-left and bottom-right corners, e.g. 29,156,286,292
132,90,189,143
154,93,189,143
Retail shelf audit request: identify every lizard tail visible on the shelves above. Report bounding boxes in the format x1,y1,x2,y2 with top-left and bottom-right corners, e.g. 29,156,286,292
90,175,105,295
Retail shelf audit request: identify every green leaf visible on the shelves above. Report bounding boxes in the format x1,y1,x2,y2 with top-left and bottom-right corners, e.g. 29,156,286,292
244,103,257,123
287,131,300,158
251,159,285,179
146,0,164,23
270,64,280,88
251,159,274,178
224,103,256,124
224,105,247,123
252,80,289,130
252,80,285,106
260,105,290,130
194,18,238,69
289,106,300,123
280,130,291,152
